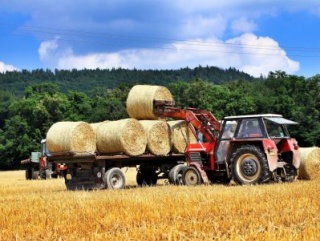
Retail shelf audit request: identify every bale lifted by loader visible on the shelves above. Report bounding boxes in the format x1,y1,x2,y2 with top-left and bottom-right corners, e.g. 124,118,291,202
48,98,300,190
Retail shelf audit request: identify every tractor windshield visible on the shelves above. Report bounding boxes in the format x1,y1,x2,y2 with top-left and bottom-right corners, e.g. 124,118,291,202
237,118,263,138
264,117,297,138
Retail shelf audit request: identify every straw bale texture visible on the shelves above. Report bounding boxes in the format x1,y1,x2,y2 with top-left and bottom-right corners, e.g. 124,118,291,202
298,147,320,180
139,120,171,156
46,121,96,155
126,85,173,120
90,121,107,133
167,120,197,153
96,118,147,156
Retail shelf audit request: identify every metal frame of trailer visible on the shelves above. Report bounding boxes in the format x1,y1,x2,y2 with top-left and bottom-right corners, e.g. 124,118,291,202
48,153,186,190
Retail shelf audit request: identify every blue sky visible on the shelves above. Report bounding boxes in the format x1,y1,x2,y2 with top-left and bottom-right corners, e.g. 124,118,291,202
0,0,320,77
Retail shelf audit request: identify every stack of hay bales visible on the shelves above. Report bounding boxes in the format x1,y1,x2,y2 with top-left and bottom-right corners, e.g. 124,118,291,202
298,147,320,180
95,119,147,156
46,121,96,156
46,84,197,157
168,120,197,153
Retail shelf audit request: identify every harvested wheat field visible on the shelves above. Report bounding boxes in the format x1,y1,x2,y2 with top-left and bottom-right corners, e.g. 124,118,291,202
0,170,319,241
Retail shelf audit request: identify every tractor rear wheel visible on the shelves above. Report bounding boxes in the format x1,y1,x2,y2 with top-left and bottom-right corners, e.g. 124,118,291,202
104,167,126,189
231,145,271,185
169,164,187,185
182,166,202,186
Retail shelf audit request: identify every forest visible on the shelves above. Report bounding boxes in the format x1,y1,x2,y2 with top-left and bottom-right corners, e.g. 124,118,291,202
0,66,319,169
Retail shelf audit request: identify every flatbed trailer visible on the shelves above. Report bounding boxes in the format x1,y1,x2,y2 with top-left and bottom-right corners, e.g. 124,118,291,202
49,152,186,190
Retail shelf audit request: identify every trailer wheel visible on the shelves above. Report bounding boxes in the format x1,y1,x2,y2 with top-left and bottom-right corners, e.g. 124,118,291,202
182,166,201,186
25,167,32,180
32,169,39,180
104,168,126,189
136,170,158,186
169,164,187,185
40,169,50,180
231,145,271,185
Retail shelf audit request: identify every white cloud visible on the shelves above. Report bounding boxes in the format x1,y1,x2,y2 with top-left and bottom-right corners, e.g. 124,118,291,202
38,38,59,61
181,14,227,38
38,33,300,77
231,17,257,34
225,33,299,77
0,61,19,73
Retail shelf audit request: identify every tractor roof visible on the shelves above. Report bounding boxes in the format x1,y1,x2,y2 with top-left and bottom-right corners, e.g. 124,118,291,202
224,113,282,120
223,114,298,125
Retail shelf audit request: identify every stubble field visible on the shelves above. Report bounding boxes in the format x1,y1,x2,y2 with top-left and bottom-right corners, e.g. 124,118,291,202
0,169,319,241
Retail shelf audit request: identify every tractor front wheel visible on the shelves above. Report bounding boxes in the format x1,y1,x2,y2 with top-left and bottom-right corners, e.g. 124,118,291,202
231,145,271,185
182,166,202,186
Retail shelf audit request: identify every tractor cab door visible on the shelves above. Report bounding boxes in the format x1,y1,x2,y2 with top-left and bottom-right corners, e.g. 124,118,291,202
216,120,237,163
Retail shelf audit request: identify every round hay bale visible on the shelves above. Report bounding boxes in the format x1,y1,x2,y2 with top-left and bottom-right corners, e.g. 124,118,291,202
96,118,147,156
126,85,173,120
298,147,320,180
46,121,96,155
139,120,171,156
90,121,109,136
167,120,197,153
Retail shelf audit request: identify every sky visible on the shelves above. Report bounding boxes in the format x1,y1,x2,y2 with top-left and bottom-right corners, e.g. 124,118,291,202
0,0,320,78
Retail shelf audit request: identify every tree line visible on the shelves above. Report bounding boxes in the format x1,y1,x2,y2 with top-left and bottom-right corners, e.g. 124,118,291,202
0,66,254,97
0,69,319,169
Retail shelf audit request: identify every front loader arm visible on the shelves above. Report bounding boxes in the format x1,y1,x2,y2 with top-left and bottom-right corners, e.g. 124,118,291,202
153,100,221,143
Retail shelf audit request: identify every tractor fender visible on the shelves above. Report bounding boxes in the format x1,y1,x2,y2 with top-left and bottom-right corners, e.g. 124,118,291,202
261,139,278,172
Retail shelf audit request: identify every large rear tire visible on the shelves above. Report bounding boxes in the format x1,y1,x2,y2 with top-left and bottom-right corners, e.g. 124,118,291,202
231,145,271,185
182,166,202,186
104,167,126,189
168,164,187,185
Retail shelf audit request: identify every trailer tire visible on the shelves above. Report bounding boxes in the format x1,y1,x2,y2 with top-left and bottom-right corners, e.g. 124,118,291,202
136,170,157,186
182,166,202,186
230,145,271,185
169,164,187,185
25,167,32,180
32,169,39,180
104,167,126,189
40,169,49,180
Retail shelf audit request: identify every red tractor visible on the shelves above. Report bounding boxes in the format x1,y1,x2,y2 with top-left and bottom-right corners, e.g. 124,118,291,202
21,139,67,180
154,101,300,185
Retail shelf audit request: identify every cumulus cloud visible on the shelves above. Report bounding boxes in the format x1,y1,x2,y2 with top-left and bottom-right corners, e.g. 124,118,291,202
38,33,299,77
0,61,19,73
